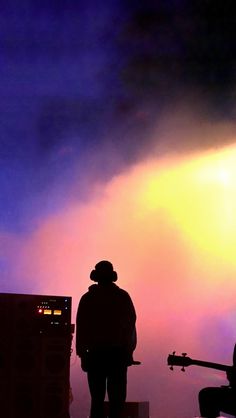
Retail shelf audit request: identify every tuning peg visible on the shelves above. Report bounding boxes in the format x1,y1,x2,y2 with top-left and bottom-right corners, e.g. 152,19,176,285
181,366,185,372
170,366,174,371
172,351,176,356
182,352,187,357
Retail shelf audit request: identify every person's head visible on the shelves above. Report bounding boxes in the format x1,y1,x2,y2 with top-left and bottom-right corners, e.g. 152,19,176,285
90,260,118,283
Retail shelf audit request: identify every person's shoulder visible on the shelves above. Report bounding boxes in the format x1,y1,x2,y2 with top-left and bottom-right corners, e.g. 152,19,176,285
115,284,132,299
79,285,97,300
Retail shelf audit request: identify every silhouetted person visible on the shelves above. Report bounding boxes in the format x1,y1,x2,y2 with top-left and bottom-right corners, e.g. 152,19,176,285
76,260,137,418
199,366,236,417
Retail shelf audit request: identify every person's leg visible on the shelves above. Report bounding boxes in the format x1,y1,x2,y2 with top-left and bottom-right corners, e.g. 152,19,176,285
199,386,235,418
87,368,107,418
107,365,127,418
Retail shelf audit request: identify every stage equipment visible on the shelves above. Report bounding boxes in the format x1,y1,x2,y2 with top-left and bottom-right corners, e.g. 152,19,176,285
0,292,72,418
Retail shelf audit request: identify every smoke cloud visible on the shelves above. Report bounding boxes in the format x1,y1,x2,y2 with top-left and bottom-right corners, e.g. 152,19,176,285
1,114,236,417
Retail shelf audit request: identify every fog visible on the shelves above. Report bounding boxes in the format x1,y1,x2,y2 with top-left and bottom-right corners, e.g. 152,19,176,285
2,118,236,417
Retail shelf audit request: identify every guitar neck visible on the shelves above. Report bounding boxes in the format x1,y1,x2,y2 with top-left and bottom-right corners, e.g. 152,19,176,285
191,359,232,372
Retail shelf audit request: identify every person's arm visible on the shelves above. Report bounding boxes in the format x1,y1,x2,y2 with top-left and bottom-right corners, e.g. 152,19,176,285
122,292,137,364
76,296,92,372
76,296,88,357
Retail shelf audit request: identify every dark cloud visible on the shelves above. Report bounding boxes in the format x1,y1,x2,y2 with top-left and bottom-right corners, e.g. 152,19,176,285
119,1,236,102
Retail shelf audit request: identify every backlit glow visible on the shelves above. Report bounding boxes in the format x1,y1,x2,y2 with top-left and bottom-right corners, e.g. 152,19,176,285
138,145,236,267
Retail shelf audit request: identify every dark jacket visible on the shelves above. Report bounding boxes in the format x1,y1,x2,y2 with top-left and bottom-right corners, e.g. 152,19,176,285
76,282,136,359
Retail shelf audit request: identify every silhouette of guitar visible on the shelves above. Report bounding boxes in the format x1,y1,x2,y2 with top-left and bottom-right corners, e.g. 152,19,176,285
168,344,236,374
167,351,233,373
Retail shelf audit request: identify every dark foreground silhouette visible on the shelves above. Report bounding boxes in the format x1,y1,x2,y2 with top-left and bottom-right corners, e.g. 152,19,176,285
76,260,137,418
168,345,236,417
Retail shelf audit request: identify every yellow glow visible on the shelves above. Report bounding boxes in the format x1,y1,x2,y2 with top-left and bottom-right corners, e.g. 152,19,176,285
43,309,52,315
138,145,236,265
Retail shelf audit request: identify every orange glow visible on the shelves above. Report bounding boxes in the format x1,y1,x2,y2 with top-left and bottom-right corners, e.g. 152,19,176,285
53,310,62,315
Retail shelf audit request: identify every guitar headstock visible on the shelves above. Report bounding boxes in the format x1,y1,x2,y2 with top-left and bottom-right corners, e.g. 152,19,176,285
167,351,192,371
